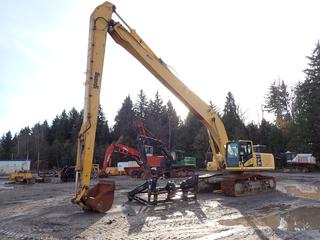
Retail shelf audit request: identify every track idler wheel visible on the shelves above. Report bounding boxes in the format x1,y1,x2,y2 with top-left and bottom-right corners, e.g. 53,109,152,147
84,180,115,213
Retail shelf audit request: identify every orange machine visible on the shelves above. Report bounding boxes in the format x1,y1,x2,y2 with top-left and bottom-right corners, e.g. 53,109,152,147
101,143,141,176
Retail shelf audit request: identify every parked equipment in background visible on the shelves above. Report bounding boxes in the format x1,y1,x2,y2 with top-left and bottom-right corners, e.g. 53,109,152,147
288,153,316,172
38,169,59,178
100,123,196,179
171,149,196,168
60,166,76,182
134,119,195,178
100,143,141,177
8,171,33,184
280,151,317,172
128,175,198,205
61,165,101,182
34,175,52,183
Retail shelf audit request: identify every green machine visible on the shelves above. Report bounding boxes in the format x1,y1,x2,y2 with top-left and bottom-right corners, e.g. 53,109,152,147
171,149,196,167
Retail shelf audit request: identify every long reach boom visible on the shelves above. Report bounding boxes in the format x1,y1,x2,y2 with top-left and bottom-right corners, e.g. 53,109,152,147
73,2,275,212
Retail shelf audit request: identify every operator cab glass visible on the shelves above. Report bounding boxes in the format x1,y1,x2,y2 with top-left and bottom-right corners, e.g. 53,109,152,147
226,141,253,167
174,150,185,161
145,145,153,156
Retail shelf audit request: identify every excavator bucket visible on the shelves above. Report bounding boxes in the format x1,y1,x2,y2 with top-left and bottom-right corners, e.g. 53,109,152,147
84,180,115,213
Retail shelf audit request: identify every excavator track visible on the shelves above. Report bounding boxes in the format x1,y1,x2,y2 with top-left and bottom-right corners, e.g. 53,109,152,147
168,167,195,178
221,174,276,196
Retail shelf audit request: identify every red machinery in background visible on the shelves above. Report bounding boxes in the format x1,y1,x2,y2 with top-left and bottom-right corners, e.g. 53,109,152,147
99,119,170,178
100,142,142,177
100,120,194,178
134,119,195,178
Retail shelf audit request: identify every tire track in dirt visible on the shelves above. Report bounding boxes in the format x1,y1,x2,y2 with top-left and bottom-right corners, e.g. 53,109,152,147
73,202,240,240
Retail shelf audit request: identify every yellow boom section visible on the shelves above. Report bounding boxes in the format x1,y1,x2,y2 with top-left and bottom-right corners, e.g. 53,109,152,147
108,21,228,168
74,3,114,209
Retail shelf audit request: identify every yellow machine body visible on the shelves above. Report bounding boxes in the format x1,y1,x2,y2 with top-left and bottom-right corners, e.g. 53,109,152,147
9,171,33,184
105,167,124,176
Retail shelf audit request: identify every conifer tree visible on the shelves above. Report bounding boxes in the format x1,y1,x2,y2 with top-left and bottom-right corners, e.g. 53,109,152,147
113,96,136,146
222,92,247,140
293,42,320,157
0,131,14,159
265,79,291,130
134,90,148,119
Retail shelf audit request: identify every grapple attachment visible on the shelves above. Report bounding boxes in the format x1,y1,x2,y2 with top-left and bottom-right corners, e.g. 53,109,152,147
84,180,115,213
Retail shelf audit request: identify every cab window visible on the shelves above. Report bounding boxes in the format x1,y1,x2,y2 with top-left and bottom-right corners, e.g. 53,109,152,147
227,142,239,159
239,142,253,162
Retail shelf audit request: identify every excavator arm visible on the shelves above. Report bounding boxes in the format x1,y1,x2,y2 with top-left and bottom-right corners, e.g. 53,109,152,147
73,3,115,212
108,20,228,168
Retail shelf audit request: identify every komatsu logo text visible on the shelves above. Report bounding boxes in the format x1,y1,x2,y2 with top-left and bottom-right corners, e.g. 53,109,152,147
93,72,100,88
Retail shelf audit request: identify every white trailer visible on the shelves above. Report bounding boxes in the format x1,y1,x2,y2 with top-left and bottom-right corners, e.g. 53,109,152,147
0,160,31,175
286,153,317,172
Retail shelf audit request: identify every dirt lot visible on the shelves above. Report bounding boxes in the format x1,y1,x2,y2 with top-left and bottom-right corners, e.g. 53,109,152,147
1,172,320,240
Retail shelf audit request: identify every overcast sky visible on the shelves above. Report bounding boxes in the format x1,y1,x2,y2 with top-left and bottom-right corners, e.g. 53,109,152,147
1,0,320,136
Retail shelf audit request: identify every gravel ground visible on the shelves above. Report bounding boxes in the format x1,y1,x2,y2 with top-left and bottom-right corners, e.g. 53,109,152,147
1,172,320,239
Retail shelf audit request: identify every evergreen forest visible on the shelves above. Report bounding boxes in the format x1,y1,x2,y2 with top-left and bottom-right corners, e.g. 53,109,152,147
1,42,320,169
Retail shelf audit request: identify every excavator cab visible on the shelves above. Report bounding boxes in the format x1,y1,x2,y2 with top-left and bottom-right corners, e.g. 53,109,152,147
225,140,275,171
225,141,255,168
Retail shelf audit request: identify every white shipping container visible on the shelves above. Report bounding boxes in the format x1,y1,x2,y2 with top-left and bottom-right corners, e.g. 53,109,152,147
117,162,128,171
127,161,139,168
0,160,31,175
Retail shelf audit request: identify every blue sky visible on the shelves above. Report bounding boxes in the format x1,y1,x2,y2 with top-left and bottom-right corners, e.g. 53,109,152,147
1,0,320,136
0,1,86,135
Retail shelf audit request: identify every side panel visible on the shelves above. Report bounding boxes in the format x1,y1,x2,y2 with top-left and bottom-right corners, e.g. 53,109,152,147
259,153,275,169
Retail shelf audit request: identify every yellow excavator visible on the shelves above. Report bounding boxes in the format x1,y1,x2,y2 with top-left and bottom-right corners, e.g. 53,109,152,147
72,2,275,212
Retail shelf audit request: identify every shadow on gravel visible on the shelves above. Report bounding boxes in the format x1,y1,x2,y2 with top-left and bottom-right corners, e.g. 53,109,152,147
123,200,207,235
0,203,106,239
38,208,108,239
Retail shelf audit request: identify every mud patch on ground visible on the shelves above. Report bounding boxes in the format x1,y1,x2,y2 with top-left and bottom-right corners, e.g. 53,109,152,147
255,203,291,213
283,185,320,200
219,206,320,231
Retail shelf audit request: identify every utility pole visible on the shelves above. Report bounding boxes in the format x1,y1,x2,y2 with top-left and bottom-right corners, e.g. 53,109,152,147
37,128,40,174
26,132,30,161
26,133,29,161
168,116,171,152
17,136,20,158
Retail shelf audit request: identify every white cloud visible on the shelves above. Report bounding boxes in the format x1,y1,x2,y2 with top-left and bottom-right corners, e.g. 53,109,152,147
14,40,44,67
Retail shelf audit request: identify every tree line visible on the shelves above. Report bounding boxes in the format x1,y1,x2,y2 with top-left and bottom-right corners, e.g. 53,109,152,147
1,42,320,169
